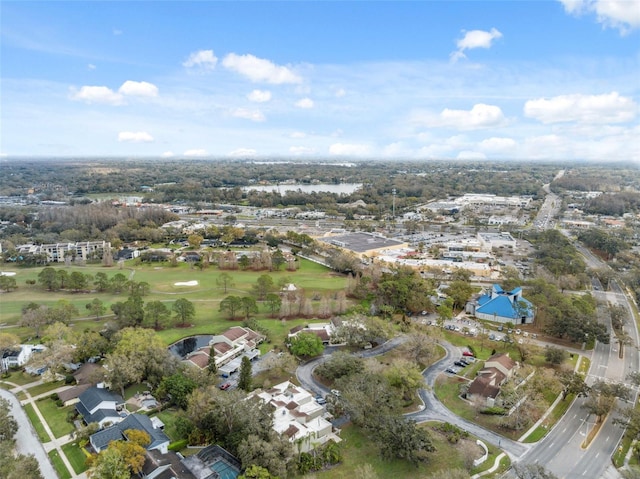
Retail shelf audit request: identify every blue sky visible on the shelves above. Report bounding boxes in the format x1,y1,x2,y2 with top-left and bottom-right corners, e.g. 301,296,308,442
1,0,639,161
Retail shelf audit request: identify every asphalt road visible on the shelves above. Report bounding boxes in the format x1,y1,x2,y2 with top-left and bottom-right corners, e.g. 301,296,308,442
0,388,58,479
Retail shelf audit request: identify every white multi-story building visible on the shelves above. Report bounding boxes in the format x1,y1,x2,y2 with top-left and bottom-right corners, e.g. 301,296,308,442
250,381,341,452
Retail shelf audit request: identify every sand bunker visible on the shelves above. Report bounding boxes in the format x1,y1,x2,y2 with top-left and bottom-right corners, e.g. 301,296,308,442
175,280,198,286
0,272,16,276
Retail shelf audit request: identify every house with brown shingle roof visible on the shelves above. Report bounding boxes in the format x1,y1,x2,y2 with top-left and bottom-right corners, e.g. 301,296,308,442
466,353,517,407
184,326,265,371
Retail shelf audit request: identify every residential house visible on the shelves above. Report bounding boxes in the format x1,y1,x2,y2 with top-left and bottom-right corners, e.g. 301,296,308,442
249,381,341,453
89,413,170,454
288,323,334,345
58,363,104,406
140,449,197,479
182,327,264,374
466,353,517,407
467,284,534,324
1,344,45,372
76,385,125,428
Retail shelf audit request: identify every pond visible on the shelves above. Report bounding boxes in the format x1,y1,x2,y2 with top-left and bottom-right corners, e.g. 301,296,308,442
168,335,212,359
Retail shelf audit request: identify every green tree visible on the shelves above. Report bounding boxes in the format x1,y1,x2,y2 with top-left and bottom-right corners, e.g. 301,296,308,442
265,293,282,318
217,272,235,293
240,296,259,320
172,298,195,327
444,280,475,310
38,267,60,291
86,298,107,320
94,272,110,292
105,328,178,396
188,234,204,249
0,398,18,441
68,271,90,292
238,356,253,392
288,332,324,358
156,373,198,409
238,464,279,479
144,300,171,330
0,275,17,292
544,346,567,365
111,294,145,328
220,295,243,319
253,274,275,300
88,447,130,479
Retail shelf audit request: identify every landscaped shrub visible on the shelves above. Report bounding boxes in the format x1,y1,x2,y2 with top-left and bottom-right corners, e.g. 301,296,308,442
65,375,75,384
481,406,506,415
50,393,59,401
56,399,64,407
168,439,188,451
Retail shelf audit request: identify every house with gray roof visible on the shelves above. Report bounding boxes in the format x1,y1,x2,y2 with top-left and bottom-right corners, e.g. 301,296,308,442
90,413,170,454
76,385,125,428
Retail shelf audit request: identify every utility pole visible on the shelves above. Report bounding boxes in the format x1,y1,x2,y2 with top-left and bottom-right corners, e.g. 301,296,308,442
392,188,396,220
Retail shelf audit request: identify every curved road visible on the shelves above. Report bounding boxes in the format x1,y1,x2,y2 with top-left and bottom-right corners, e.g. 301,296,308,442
297,336,531,460
0,388,57,478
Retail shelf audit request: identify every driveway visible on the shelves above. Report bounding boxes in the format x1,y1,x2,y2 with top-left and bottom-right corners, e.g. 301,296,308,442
0,388,58,478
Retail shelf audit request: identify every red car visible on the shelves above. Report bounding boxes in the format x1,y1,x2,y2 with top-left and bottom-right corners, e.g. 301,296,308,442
462,351,474,357
219,382,231,390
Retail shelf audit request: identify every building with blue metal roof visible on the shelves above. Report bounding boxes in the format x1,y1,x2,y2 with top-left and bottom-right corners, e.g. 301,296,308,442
469,284,535,324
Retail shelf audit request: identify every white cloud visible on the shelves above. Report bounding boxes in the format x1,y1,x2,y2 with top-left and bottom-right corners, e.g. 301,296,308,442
247,89,272,103
335,88,346,98
457,150,487,160
183,149,208,157
439,104,506,129
118,131,154,143
231,108,266,122
451,28,502,61
161,151,174,158
183,49,218,69
70,86,124,105
118,80,158,97
113,29,123,36
229,148,257,157
329,143,372,156
295,98,314,109
524,92,637,124
478,137,517,152
290,131,307,139
222,53,302,84
289,146,315,155
87,64,96,70
558,0,640,34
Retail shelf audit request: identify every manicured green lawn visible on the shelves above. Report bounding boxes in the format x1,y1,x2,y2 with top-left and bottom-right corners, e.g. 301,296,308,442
0,370,43,386
24,402,50,442
61,442,90,474
124,383,149,400
0,259,349,347
48,449,72,479
311,422,496,478
36,397,75,438
27,380,66,397
155,409,183,441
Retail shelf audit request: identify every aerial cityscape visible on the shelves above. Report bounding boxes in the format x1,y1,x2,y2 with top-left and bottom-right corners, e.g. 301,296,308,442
0,2,639,479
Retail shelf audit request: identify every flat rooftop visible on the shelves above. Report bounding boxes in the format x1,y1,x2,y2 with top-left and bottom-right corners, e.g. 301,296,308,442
318,232,405,253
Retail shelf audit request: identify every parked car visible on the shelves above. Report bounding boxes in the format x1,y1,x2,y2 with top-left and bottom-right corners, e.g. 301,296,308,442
454,361,466,367
445,368,457,374
462,350,475,357
315,395,327,405
331,389,341,397
219,382,231,390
